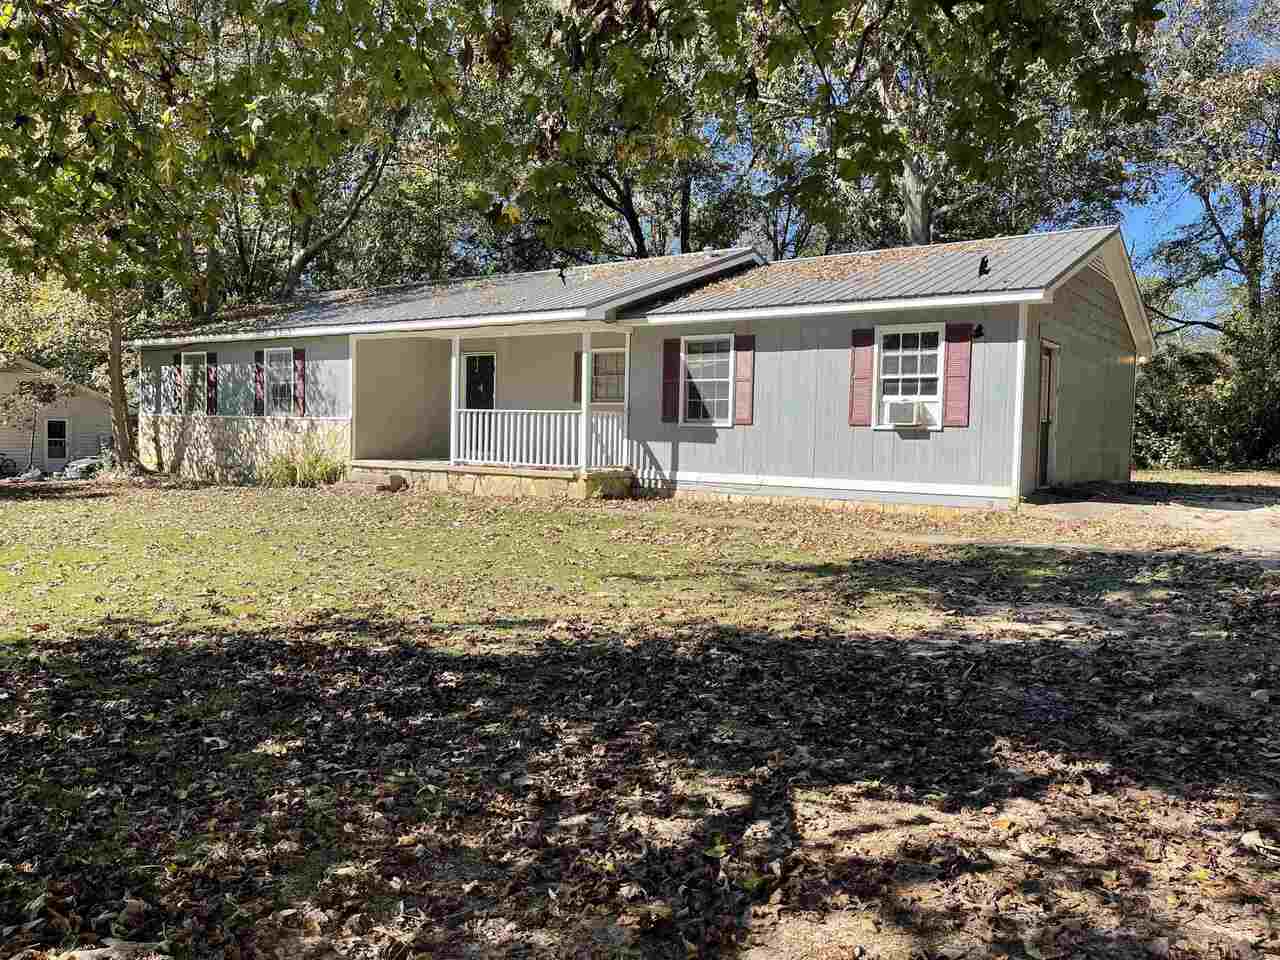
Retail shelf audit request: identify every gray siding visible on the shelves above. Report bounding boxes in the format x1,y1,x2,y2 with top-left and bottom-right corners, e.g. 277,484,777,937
627,306,1019,493
1023,268,1136,488
139,335,351,418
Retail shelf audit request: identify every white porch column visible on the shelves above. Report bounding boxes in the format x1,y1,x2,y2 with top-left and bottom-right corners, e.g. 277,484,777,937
449,335,461,462
622,331,631,466
579,331,592,473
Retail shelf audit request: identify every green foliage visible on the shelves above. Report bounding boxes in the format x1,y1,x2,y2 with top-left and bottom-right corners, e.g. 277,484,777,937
258,438,347,488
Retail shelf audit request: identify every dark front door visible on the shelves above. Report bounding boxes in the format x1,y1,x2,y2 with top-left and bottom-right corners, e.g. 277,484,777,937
465,354,496,410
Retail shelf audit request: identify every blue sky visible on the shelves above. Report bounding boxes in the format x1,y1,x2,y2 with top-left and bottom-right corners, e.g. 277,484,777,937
1119,190,1202,265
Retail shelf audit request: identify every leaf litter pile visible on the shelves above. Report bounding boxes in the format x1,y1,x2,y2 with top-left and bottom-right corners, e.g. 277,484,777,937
1,484,1278,960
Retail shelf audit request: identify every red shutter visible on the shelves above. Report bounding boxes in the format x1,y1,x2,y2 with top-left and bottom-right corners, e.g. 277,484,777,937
253,350,265,416
848,329,875,426
733,334,754,425
943,323,973,427
293,348,306,416
661,338,680,422
206,352,218,416
573,350,582,403
172,353,182,414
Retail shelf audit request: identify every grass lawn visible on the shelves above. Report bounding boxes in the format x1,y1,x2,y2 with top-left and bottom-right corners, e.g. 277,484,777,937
1,482,1278,959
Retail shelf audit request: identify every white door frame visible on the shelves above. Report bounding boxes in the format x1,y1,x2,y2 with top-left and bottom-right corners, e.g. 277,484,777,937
462,351,498,410
1037,340,1061,488
46,416,71,470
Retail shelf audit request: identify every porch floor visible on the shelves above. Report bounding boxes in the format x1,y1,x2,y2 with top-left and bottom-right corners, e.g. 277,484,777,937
348,459,635,499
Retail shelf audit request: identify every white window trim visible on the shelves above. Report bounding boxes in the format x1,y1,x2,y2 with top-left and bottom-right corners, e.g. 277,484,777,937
263,346,295,418
589,347,626,405
873,322,946,432
679,334,735,428
180,351,207,416
46,417,70,463
462,351,498,410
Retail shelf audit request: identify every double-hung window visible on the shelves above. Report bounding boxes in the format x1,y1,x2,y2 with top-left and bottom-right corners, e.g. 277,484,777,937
682,335,732,425
877,325,944,427
265,348,295,416
591,350,625,403
180,352,206,415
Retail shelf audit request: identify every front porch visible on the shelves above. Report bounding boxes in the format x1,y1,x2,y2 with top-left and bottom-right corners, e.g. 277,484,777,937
349,323,636,496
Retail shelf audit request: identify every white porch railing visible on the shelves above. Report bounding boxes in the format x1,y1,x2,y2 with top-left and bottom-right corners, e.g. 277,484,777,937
588,409,627,468
456,409,628,470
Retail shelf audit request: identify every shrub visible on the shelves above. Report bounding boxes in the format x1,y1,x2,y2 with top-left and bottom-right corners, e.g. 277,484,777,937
258,436,346,488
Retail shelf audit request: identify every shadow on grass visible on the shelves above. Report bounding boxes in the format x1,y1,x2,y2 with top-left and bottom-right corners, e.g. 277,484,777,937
1,554,1276,958
0,481,116,502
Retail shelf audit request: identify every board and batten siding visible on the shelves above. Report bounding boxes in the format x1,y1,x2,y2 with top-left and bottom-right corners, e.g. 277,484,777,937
138,335,351,419
0,369,114,471
1021,267,1136,492
626,306,1020,505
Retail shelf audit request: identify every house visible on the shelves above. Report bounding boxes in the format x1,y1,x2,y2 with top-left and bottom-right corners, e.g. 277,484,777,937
130,225,1153,508
0,358,116,474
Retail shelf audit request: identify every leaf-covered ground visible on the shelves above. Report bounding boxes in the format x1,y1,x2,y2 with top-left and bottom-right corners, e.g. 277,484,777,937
1,482,1278,960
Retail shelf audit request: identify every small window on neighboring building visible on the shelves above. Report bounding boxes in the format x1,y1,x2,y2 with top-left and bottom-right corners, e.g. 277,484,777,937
265,347,295,416
682,335,733,425
181,352,206,415
591,350,625,403
46,419,67,461
877,325,944,427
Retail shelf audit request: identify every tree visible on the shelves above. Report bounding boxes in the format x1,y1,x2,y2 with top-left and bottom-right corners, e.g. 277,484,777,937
1139,0,1280,335
0,0,464,463
0,376,72,470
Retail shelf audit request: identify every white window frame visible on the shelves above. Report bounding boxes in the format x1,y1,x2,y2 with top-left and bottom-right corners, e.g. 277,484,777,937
45,417,70,463
873,322,946,431
679,334,735,427
180,351,207,416
590,348,626,405
462,351,498,410
264,346,295,418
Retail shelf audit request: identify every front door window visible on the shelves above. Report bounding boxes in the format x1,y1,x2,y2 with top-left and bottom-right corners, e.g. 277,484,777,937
465,355,496,410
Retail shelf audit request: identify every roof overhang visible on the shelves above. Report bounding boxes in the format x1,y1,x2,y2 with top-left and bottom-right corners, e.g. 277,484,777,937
626,288,1054,325
1,356,113,405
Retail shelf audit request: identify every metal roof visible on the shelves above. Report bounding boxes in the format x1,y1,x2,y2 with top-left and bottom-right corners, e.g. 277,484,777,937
624,226,1120,317
132,247,758,345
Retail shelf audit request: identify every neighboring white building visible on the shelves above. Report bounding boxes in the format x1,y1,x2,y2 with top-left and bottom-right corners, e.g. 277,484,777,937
0,358,115,473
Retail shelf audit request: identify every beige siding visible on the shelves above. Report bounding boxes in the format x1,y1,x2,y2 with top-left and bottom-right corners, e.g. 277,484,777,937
1022,268,1136,489
459,332,626,412
0,371,114,472
353,337,451,460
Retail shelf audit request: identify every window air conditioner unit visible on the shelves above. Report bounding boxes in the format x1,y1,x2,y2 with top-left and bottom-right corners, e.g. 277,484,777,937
886,401,923,427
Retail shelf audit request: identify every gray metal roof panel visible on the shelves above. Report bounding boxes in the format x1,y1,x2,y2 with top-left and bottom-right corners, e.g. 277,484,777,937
144,247,755,341
627,226,1118,317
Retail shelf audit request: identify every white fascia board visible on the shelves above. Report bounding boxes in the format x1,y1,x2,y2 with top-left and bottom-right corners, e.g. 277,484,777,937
1101,236,1156,359
627,289,1052,325
127,308,591,348
664,470,1012,499
587,248,766,320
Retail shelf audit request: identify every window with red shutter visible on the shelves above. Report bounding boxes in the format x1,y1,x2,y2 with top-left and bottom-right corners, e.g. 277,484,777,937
943,324,973,427
661,338,680,422
848,330,875,426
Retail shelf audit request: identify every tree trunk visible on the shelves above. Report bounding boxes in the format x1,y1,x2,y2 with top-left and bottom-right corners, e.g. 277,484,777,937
900,158,932,245
107,316,135,466
618,178,649,258
679,170,692,253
